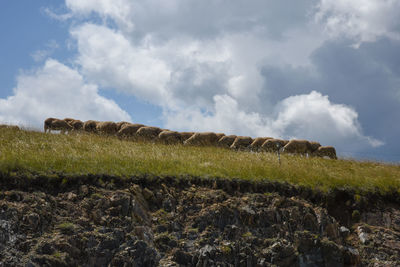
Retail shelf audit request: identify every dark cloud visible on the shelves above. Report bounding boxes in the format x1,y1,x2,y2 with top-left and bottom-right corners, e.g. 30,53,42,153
122,0,317,42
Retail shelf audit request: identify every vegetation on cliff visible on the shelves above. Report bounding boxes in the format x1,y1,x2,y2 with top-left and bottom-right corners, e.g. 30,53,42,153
1,127,399,194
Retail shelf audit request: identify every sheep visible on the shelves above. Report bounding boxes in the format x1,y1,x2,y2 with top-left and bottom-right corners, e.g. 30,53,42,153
158,130,184,144
83,120,99,133
309,141,322,153
116,121,132,131
44,118,73,134
249,137,273,151
184,132,220,146
116,123,145,138
313,146,337,159
283,139,312,155
218,135,237,148
44,118,57,133
136,126,163,141
179,132,195,141
69,120,84,131
230,136,254,150
261,139,288,153
96,121,118,135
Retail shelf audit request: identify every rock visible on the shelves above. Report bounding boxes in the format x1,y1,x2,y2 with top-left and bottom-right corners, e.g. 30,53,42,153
172,249,193,265
36,242,55,255
339,226,350,238
344,247,360,266
79,185,89,196
142,188,156,204
23,212,41,230
1,179,400,266
357,225,370,244
110,192,131,217
129,240,160,266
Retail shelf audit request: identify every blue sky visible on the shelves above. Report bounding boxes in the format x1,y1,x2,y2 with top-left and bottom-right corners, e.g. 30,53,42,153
1,0,400,162
0,0,67,97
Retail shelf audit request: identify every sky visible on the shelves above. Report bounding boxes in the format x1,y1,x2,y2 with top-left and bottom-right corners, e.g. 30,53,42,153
0,0,400,162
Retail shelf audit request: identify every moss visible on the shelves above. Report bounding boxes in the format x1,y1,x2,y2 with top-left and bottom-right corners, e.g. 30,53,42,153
188,228,198,234
57,222,76,234
242,231,253,238
52,251,63,258
220,245,232,255
354,194,362,203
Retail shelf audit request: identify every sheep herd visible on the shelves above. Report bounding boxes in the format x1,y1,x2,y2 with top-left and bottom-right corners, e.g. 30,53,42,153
43,117,337,159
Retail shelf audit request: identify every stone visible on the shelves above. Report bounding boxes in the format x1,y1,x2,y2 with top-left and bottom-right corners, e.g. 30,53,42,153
339,226,350,238
172,249,193,265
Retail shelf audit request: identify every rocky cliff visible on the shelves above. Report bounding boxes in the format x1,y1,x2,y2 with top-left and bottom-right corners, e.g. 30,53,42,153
0,173,399,266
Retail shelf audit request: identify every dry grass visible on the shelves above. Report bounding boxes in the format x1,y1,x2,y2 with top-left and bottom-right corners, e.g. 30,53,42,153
1,127,399,193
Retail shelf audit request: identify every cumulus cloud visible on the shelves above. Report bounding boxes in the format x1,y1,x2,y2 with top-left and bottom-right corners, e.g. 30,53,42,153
272,91,383,148
0,59,131,129
70,23,172,106
316,0,400,46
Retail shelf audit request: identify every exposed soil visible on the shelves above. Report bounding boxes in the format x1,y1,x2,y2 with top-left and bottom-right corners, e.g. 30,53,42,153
0,173,399,266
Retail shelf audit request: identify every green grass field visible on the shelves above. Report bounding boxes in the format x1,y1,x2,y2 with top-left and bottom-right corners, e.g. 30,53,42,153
1,127,399,194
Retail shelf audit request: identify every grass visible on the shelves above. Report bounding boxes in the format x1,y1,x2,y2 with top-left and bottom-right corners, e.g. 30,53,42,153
0,127,400,194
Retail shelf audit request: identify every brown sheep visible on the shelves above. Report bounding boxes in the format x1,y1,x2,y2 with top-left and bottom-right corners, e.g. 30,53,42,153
83,120,99,133
283,139,312,155
136,126,163,141
218,135,237,148
96,121,118,135
179,132,195,141
309,141,322,153
116,123,145,138
184,132,220,146
249,137,273,151
158,130,183,144
44,117,57,133
230,136,254,150
261,139,288,153
116,121,132,131
44,118,73,134
69,120,84,131
313,146,337,159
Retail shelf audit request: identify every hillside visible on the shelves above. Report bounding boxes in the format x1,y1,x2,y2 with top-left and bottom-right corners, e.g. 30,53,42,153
1,127,399,193
1,127,400,266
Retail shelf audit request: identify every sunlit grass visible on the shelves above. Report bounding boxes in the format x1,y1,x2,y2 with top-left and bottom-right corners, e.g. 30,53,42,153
1,127,399,194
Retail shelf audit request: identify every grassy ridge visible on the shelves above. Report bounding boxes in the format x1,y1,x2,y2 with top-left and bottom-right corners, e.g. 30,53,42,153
1,127,399,193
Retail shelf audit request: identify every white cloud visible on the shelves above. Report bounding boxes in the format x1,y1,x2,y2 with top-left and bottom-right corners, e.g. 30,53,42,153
0,59,131,129
66,0,135,31
70,24,173,106
272,91,383,147
315,0,400,45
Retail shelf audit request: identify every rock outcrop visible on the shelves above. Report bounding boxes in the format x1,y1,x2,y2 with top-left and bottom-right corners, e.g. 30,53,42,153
1,174,398,266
